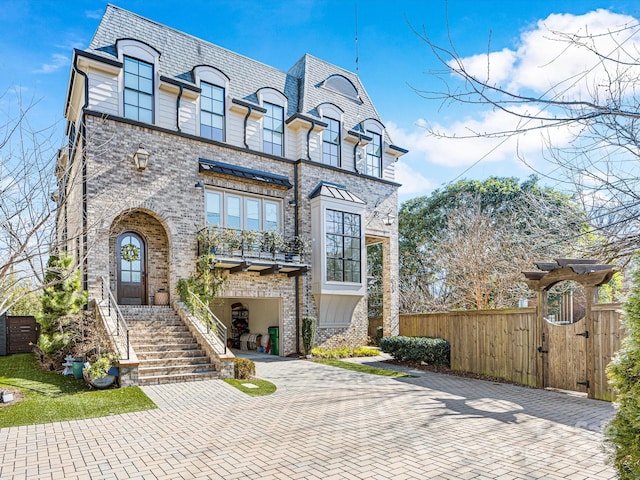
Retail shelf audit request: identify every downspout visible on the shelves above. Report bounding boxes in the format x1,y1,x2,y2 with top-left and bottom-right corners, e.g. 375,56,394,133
294,160,300,354
353,131,362,174
305,119,315,161
242,106,252,149
73,54,89,293
176,84,183,132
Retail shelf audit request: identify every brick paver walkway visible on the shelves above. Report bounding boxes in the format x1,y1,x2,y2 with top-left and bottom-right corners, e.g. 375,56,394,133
0,353,616,479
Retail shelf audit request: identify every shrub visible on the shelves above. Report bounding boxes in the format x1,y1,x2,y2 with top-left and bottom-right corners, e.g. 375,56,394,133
606,266,640,479
380,336,450,365
310,346,379,359
302,316,317,355
234,357,255,379
375,326,383,345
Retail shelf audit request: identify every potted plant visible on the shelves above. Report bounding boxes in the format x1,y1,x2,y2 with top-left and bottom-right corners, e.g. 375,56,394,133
241,230,259,257
197,227,222,255
286,236,308,263
223,229,242,255
260,231,275,259
83,352,119,389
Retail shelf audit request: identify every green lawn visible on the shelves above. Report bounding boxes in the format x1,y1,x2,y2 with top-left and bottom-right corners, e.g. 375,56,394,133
315,359,411,377
0,353,157,428
223,378,277,397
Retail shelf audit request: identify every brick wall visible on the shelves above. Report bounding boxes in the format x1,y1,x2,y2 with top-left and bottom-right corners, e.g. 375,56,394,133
82,115,399,354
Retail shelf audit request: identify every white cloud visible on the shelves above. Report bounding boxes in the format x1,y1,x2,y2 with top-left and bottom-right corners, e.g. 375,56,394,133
454,9,640,101
449,48,516,85
34,53,69,74
85,9,103,20
387,110,574,171
394,160,434,197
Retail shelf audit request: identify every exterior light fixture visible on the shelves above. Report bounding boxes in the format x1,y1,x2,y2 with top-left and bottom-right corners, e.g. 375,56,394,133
132,144,150,171
195,181,204,189
383,212,395,226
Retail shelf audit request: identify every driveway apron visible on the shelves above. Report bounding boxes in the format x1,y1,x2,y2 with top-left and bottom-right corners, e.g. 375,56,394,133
0,354,616,479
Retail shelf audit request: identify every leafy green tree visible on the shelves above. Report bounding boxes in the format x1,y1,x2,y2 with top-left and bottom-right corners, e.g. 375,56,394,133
37,254,87,357
7,281,42,316
606,265,640,478
398,176,588,311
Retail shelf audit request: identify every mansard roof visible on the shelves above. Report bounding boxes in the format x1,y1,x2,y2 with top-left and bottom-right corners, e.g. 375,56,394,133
85,5,390,141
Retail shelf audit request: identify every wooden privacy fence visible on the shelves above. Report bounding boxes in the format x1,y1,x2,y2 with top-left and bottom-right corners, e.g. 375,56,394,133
399,304,624,401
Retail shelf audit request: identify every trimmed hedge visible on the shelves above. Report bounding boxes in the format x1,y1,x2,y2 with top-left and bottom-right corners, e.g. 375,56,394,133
380,336,450,365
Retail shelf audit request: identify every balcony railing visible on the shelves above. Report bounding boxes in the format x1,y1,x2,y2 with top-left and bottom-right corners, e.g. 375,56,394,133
197,227,308,264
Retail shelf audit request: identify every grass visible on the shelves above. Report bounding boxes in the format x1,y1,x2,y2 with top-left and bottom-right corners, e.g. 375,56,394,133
0,353,157,428
224,378,277,397
309,346,380,359
315,359,411,377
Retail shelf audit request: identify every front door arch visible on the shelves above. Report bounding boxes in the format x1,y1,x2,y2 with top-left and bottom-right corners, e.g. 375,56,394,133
117,231,146,305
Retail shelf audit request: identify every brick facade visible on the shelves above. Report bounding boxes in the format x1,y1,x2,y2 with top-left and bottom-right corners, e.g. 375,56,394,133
60,6,404,358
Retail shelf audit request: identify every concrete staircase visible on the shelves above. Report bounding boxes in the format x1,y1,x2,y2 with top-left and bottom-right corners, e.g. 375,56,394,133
121,305,219,385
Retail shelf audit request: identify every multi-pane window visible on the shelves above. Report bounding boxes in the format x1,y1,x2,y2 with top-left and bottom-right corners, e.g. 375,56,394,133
123,56,153,123
206,190,281,231
322,117,340,167
200,82,224,141
326,209,361,283
263,102,284,156
119,234,143,283
366,131,382,177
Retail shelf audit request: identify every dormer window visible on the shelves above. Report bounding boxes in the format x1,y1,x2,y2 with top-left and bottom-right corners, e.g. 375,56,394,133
322,117,341,167
200,82,225,141
124,56,154,123
263,102,284,156
366,131,382,177
321,75,361,103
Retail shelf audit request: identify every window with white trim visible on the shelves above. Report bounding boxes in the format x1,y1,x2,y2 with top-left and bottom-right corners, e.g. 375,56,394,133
200,82,225,141
365,131,382,177
326,209,361,283
123,56,153,123
206,190,281,231
263,102,284,156
322,117,340,167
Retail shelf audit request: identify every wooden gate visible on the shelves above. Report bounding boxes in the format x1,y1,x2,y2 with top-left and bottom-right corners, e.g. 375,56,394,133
542,319,589,393
7,316,39,354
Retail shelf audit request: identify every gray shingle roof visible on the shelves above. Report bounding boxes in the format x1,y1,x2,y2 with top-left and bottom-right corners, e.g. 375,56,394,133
86,5,392,141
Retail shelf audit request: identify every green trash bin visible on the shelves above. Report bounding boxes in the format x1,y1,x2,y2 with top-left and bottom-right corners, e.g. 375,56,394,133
268,326,279,356
72,361,84,379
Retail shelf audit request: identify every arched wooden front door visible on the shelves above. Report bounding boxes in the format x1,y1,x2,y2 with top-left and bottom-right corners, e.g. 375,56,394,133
117,232,146,305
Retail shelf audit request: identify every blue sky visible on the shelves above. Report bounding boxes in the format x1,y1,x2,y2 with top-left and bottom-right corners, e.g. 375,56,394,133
1,0,639,203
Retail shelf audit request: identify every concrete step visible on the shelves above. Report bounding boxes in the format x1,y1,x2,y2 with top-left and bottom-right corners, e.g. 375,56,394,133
134,342,201,353
137,349,208,360
129,327,193,342
121,304,219,385
139,364,217,376
138,371,220,386
139,356,210,368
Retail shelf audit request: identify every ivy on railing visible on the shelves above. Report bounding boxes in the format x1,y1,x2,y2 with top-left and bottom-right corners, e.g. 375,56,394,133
196,227,309,262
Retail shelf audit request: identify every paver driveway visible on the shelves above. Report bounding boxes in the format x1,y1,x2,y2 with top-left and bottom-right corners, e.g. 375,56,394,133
0,353,616,479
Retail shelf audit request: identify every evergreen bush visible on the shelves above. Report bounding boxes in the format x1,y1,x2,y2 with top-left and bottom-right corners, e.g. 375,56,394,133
606,266,640,479
234,357,255,379
380,336,450,365
37,255,87,359
302,316,316,355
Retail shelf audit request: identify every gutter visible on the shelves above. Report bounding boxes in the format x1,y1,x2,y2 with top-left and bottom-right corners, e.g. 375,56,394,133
72,53,90,292
294,161,300,354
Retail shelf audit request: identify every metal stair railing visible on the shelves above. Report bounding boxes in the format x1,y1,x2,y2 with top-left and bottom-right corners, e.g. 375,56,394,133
186,290,227,355
97,276,130,360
